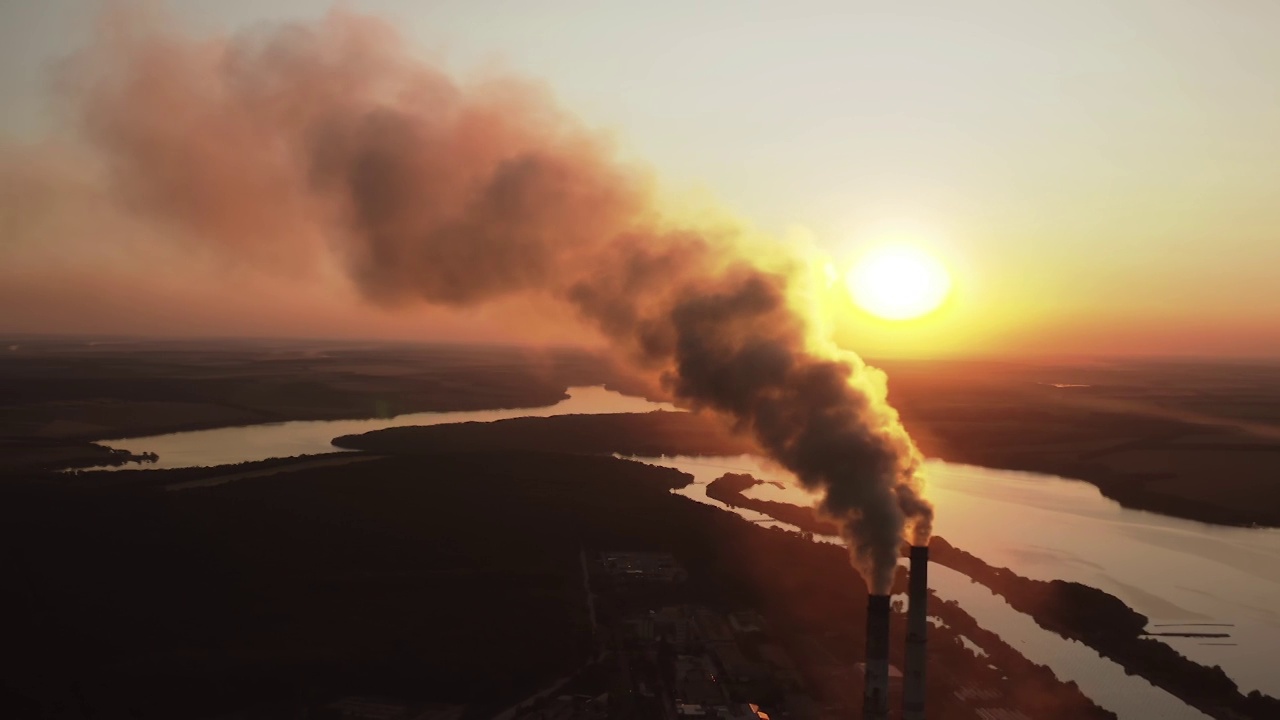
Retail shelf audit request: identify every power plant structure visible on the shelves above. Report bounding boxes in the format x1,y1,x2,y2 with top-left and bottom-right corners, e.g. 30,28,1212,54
903,545,929,720
862,593,892,719
862,544,929,720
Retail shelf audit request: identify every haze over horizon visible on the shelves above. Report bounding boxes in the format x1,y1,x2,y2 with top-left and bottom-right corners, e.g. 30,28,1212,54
3,8,1280,715
3,0,1279,359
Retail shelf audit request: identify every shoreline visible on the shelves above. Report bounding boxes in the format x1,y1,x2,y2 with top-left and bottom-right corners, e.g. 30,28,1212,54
704,471,1280,719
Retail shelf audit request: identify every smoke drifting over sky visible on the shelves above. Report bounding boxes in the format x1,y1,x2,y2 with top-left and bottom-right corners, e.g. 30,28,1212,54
3,7,930,590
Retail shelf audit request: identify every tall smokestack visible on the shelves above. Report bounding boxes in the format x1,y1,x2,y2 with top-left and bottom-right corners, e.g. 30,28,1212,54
903,545,929,720
863,594,890,720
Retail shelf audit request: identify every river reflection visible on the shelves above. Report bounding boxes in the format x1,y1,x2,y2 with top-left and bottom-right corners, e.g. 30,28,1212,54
629,454,1280,701
927,562,1209,720
88,391,1280,704
88,386,676,471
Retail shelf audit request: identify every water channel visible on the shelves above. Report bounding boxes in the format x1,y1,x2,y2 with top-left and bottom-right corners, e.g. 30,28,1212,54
634,453,1280,700
82,388,1279,715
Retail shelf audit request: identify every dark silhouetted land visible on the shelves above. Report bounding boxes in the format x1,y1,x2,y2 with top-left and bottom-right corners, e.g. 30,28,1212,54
706,472,841,535
5,338,1277,526
0,337,652,473
928,538,1280,720
0,450,1111,719
3,338,1276,715
880,358,1280,527
334,410,756,457
701,471,1280,718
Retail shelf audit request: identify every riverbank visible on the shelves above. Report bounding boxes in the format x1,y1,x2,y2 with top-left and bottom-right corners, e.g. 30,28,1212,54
7,340,1277,530
0,451,1113,719
334,410,755,457
0,340,652,473
705,472,840,535
930,538,1280,720
702,471,1280,719
881,358,1280,528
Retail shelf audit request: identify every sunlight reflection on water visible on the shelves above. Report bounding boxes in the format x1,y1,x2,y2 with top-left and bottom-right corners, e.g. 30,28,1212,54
88,385,676,471
87,388,1280,705
631,453,1280,702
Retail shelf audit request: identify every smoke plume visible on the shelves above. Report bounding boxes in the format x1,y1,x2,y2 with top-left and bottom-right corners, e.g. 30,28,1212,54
16,7,932,591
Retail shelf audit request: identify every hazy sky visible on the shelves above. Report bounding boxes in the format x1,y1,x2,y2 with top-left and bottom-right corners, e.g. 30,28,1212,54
3,1,1279,358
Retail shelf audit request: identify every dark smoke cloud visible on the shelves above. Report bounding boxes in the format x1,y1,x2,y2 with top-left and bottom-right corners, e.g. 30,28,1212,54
26,5,932,591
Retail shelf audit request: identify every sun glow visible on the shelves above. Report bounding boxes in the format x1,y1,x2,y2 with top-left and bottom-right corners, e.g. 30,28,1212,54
846,245,951,320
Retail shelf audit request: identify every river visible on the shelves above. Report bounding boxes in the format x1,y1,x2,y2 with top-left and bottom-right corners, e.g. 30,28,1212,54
85,385,676,471
632,453,1280,707
81,388,1279,714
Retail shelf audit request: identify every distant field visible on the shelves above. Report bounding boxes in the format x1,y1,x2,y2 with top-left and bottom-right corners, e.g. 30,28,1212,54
0,338,650,440
0,337,650,472
3,337,1278,525
879,358,1280,526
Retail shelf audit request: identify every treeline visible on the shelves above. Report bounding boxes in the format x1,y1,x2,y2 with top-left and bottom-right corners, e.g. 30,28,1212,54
335,410,758,458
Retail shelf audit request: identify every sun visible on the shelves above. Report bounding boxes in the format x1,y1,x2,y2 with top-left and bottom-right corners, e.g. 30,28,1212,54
846,245,951,320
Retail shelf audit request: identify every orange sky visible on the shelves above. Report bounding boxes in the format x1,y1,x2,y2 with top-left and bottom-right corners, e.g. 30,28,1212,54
3,1,1280,359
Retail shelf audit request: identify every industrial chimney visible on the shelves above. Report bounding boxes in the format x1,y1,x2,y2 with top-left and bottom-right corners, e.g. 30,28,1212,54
863,593,891,720
903,545,929,720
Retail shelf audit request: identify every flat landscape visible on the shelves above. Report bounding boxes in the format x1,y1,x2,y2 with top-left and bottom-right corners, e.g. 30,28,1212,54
0,409,1108,719
0,337,647,472
2,339,1278,718
880,358,1280,526
6,338,1279,526
5,3,1279,718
